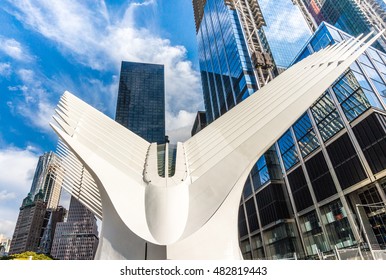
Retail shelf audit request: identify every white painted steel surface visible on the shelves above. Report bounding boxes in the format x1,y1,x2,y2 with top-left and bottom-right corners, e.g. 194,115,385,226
51,32,383,259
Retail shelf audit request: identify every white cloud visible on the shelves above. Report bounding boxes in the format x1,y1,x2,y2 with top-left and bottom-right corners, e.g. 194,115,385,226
166,110,197,143
0,37,33,61
6,69,57,132
0,62,11,77
0,219,15,239
0,190,17,201
0,146,39,237
0,146,39,192
166,110,196,131
259,0,310,44
5,0,204,141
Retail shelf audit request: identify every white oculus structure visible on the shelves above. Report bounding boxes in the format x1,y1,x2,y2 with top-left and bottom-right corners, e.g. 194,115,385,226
51,32,383,260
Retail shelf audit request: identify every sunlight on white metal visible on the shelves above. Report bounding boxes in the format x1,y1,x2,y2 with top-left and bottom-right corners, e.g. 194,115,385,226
51,31,384,260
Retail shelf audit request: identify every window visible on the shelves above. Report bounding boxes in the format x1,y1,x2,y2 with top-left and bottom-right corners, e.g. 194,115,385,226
300,211,330,256
320,200,356,249
278,130,299,170
293,113,320,157
333,71,372,121
311,92,344,141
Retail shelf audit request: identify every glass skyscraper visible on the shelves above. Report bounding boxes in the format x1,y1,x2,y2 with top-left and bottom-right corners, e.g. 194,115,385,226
293,0,386,51
258,0,311,69
115,61,166,144
193,0,311,123
193,0,311,259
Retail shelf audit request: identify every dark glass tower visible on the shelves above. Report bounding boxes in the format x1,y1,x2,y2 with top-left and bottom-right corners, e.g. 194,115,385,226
115,61,165,144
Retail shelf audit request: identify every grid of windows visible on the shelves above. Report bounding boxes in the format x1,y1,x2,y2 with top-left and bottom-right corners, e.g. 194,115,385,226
255,184,291,227
327,133,367,189
115,61,165,144
263,223,298,260
358,187,386,249
305,152,337,202
287,167,313,212
300,0,374,49
311,92,345,141
293,112,320,158
358,53,386,104
245,198,259,233
238,205,248,238
320,200,357,249
332,70,372,121
299,211,330,256
258,0,311,68
197,0,257,122
250,234,265,259
353,112,386,174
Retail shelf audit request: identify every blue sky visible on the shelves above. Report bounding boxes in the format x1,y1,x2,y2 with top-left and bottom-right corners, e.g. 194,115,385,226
0,0,312,239
0,0,203,238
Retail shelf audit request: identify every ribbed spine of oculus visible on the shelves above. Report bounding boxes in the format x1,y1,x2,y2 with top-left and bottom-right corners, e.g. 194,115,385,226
50,31,384,260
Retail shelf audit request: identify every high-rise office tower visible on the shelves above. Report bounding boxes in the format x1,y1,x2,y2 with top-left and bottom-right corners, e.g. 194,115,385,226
115,61,166,144
293,0,386,51
258,0,311,69
29,152,63,209
355,0,386,32
0,234,11,257
50,197,99,260
38,206,66,254
193,0,310,123
9,152,64,254
9,192,47,254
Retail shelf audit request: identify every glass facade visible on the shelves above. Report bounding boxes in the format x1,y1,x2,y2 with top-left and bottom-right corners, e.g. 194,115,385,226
197,0,258,122
194,1,386,259
300,211,330,257
278,130,299,170
248,23,386,259
258,0,311,68
115,61,165,144
311,92,345,141
320,200,356,249
295,0,385,52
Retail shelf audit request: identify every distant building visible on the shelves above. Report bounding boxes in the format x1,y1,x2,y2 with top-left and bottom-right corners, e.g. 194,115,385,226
38,206,66,255
50,197,99,260
355,0,386,30
0,234,11,257
9,192,47,254
9,152,64,255
191,111,207,136
115,61,166,144
293,0,386,51
29,152,63,209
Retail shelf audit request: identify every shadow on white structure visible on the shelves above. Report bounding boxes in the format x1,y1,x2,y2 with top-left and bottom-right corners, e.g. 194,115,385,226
51,31,384,260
